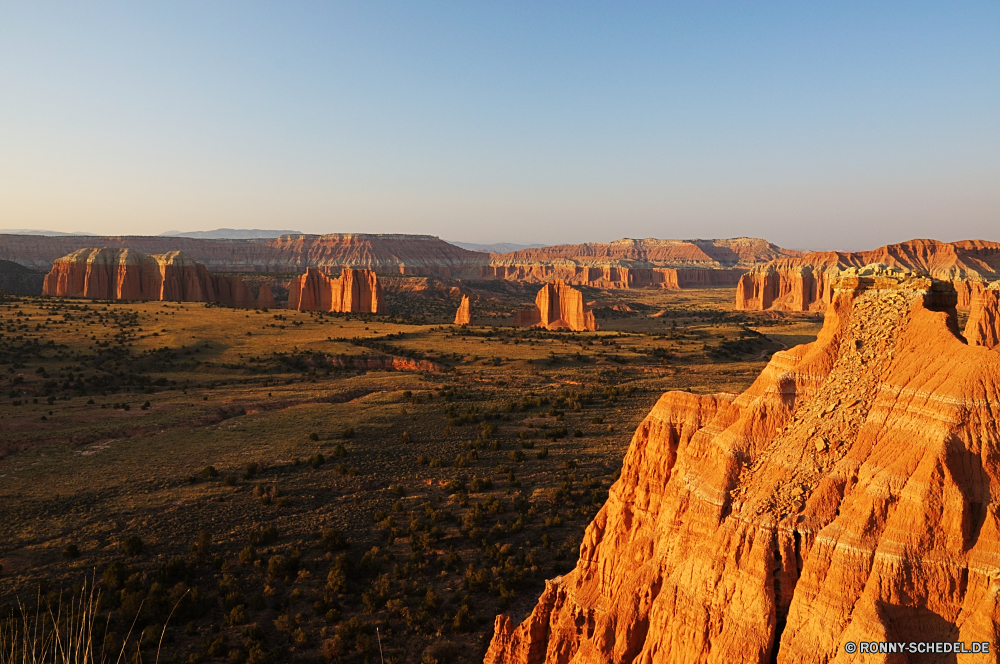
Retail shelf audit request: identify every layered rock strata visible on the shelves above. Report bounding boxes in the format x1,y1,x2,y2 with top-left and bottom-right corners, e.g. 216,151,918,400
41,248,266,307
454,295,472,325
513,281,597,331
286,268,387,314
736,238,1000,311
488,263,1000,663
964,281,1000,350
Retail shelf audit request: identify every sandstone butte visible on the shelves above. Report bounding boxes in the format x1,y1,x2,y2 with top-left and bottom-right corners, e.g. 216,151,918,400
286,267,387,314
487,264,1000,664
454,295,472,325
41,248,269,307
514,280,597,332
964,281,1000,350
736,238,1000,311
0,233,800,290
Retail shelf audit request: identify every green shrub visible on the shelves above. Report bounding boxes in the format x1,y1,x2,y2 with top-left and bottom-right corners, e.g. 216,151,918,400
121,535,144,556
309,453,325,469
63,543,80,559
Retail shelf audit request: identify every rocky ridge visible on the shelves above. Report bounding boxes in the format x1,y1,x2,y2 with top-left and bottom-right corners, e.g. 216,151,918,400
736,238,1000,310
41,248,267,307
286,267,387,314
487,263,1000,663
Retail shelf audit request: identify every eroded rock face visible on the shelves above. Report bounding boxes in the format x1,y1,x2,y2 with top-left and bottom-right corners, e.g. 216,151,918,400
736,239,1000,311
454,295,472,325
488,265,1000,663
514,281,597,331
41,248,266,306
287,267,387,314
964,281,1000,349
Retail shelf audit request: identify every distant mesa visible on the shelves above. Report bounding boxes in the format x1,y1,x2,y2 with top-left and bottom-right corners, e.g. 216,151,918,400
0,233,798,290
448,241,546,254
736,238,1000,311
514,280,597,331
159,228,303,239
287,267,387,314
454,294,472,325
488,265,1000,662
41,248,269,307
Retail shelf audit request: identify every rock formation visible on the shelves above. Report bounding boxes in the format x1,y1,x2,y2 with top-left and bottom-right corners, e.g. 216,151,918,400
488,264,1000,663
286,267,387,314
736,238,1000,311
41,248,268,307
964,281,1000,349
514,281,597,331
0,233,796,289
454,295,472,325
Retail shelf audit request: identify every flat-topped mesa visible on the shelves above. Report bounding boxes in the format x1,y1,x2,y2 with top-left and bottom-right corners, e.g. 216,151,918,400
454,295,472,325
287,267,387,314
487,266,1000,663
513,280,597,331
41,248,265,307
736,238,1000,311
964,280,1000,349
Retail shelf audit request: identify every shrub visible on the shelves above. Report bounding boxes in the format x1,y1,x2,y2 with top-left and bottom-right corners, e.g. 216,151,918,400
400,431,412,444
309,432,319,441
223,475,237,486
63,543,80,559
342,427,355,439
508,450,525,462
202,465,219,478
320,528,349,552
332,444,347,457
242,462,260,480
429,458,443,468
121,535,144,556
536,447,549,459
309,453,325,469
574,429,583,438
417,454,428,465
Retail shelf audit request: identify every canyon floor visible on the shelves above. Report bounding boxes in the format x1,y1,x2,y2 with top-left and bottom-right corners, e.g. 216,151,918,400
0,284,822,664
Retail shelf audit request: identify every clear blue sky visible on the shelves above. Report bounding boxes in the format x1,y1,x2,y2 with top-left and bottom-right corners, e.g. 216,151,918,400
1,2,997,250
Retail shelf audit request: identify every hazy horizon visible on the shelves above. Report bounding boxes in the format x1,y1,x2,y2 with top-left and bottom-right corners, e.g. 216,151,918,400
2,3,997,251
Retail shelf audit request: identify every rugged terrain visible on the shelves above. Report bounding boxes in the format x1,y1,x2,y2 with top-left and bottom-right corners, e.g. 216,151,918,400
487,264,1000,663
514,282,597,332
0,285,807,664
737,238,1000,311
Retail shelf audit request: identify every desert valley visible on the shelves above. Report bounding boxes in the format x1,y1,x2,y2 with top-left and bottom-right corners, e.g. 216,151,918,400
1,232,999,663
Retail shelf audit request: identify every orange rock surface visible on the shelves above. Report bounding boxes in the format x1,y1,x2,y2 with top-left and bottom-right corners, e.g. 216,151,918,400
964,281,1000,349
487,264,1000,663
286,267,387,314
41,248,266,307
736,238,1000,311
514,281,597,331
454,295,472,325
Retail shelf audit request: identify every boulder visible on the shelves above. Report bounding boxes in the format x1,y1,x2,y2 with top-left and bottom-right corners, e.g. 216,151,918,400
488,265,1000,662
287,267,387,314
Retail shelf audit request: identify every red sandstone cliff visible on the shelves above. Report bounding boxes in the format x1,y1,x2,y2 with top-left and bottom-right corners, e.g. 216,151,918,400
513,281,597,331
736,238,1000,311
454,295,472,325
286,267,387,314
964,281,1000,349
488,264,1000,663
41,248,268,307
